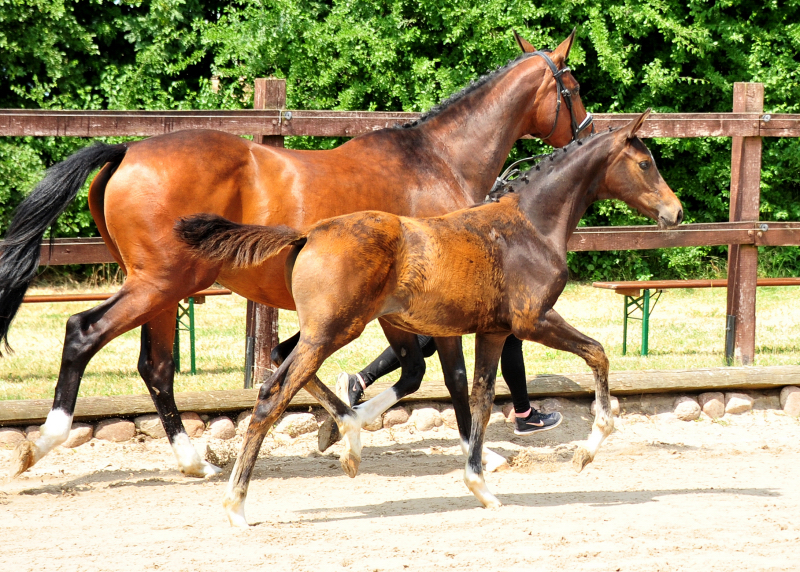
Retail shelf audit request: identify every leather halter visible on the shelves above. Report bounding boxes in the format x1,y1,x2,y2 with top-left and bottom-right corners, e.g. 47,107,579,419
531,50,594,142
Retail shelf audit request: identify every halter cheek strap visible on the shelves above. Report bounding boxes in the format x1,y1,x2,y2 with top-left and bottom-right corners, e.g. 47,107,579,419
530,51,594,142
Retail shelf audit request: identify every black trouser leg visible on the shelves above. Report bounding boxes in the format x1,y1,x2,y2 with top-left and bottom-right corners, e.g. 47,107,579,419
500,334,532,414
359,335,436,386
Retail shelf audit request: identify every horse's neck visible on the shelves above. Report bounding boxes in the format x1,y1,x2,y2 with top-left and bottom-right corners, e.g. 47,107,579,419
414,62,543,203
519,141,610,249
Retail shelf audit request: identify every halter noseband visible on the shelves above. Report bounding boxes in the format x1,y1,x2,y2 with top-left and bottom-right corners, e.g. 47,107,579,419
531,50,594,142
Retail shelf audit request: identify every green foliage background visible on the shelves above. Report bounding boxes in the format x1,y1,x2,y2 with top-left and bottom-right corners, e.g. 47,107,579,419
2,0,800,280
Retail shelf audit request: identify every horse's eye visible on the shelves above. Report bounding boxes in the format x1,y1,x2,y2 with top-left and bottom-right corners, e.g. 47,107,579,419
638,161,650,170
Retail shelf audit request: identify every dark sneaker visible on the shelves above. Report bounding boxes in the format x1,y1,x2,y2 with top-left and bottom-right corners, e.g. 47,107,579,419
336,372,366,406
514,409,563,435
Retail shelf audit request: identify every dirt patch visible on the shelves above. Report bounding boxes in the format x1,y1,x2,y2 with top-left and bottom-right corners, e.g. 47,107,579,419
2,405,800,571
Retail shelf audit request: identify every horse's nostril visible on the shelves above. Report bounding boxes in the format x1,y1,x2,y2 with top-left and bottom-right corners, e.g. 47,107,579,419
677,209,684,225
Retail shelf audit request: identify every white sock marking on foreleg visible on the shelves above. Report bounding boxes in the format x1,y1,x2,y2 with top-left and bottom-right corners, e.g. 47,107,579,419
585,414,614,458
34,409,73,462
223,462,249,528
172,433,221,477
354,387,399,425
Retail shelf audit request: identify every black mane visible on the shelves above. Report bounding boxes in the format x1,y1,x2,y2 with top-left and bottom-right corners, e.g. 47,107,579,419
396,52,537,129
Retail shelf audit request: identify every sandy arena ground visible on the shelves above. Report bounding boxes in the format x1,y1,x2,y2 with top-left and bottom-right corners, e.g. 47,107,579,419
2,397,799,572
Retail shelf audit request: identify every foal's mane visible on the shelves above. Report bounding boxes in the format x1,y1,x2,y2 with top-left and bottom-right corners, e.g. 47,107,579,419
396,52,540,129
481,128,619,205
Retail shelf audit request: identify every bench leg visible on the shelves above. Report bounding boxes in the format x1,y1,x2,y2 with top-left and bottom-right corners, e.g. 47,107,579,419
642,288,650,356
172,297,197,375
623,296,629,356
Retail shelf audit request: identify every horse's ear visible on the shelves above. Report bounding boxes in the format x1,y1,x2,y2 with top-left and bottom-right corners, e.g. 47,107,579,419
552,28,577,62
513,30,536,53
624,109,652,140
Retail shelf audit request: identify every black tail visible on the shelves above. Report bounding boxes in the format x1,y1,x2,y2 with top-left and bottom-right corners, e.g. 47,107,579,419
0,143,128,355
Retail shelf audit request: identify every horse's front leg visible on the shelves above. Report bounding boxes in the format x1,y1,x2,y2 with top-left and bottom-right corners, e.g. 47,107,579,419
436,337,508,473
519,308,613,472
464,333,506,508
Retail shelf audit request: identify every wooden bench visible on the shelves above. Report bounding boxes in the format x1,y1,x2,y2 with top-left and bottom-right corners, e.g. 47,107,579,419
592,278,800,356
22,288,232,374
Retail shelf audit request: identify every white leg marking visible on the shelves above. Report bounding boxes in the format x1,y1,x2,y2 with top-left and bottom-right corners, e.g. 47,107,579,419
33,409,73,462
464,464,501,509
585,414,614,458
354,387,399,425
172,433,222,478
459,439,508,473
339,413,362,478
223,462,249,528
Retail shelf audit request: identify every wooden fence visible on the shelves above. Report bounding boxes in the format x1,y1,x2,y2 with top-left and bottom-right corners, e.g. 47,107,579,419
3,79,799,379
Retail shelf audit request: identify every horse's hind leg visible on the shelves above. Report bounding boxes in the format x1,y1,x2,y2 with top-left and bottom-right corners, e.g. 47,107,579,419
224,339,329,527
463,333,506,508
8,280,182,478
519,309,613,472
138,307,220,477
435,337,508,473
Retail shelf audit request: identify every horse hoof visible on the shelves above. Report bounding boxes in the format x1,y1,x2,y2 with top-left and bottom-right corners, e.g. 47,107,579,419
339,451,361,479
223,500,249,529
181,460,222,478
317,418,341,452
483,497,503,509
484,456,509,474
572,447,592,473
8,440,36,479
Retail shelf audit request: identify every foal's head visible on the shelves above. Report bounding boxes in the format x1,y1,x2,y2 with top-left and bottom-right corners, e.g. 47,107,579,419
513,29,594,147
600,110,683,229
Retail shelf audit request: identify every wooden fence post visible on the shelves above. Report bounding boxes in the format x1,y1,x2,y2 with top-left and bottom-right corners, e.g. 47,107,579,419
725,82,764,365
244,78,284,389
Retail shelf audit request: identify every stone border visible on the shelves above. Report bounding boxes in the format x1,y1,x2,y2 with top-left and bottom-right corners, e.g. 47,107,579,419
2,386,798,449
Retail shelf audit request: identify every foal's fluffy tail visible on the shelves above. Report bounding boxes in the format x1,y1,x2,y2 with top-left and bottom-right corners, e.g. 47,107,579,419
175,214,307,268
0,143,128,355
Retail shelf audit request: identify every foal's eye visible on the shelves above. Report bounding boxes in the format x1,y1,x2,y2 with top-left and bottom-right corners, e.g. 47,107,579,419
638,161,650,171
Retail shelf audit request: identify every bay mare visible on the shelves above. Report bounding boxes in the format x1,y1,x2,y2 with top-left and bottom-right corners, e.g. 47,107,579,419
1,31,593,480
176,111,684,527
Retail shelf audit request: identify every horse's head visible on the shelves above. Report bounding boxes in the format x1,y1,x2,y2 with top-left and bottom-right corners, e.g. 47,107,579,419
514,29,594,148
601,110,683,229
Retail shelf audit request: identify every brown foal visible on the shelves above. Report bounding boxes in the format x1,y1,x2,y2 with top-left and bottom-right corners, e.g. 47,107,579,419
176,110,683,526
2,31,592,480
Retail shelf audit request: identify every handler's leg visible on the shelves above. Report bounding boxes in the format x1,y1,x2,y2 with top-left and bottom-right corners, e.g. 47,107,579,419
436,337,508,473
518,309,613,472
464,333,506,508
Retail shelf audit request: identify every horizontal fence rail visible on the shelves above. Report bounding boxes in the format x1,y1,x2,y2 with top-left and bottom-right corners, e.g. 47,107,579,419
1,110,798,139
16,221,800,267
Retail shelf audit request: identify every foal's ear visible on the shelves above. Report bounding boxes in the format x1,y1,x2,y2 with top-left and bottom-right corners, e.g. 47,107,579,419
552,28,577,62
624,109,652,140
513,30,536,53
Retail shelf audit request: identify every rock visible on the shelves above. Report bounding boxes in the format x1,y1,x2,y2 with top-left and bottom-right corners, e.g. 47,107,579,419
673,396,701,421
236,411,251,435
725,392,754,415
134,414,166,439
205,441,238,468
440,407,458,430
363,416,383,432
383,406,410,428
275,413,317,438
540,397,568,413
590,396,621,416
95,418,136,442
180,412,205,438
409,407,442,431
0,427,25,446
62,423,93,448
698,392,725,419
25,425,40,441
207,416,236,440
780,386,800,417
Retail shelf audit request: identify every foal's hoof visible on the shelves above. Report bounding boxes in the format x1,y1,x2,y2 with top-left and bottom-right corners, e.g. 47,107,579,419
317,418,341,452
572,447,593,473
8,440,36,480
339,450,361,479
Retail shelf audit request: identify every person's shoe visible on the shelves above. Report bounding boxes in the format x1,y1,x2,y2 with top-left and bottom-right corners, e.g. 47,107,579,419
514,409,563,435
336,372,366,406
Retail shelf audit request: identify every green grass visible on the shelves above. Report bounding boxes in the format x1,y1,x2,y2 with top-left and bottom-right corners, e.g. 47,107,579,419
1,283,799,401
